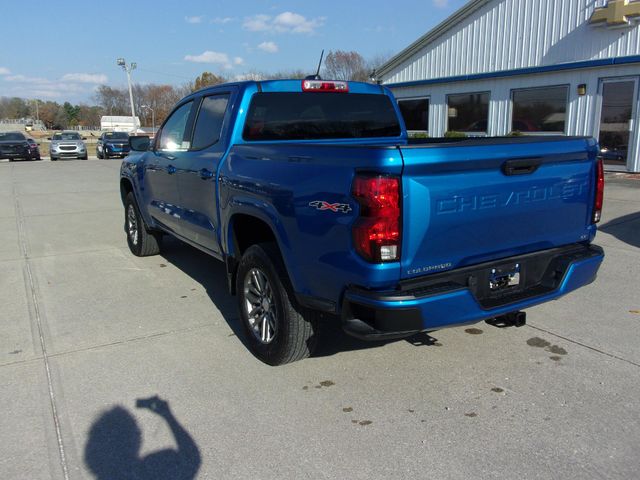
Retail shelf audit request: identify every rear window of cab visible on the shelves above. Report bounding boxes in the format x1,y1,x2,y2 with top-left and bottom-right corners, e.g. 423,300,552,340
243,92,401,141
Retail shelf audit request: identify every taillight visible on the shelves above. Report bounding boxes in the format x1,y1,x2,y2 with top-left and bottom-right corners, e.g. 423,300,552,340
593,157,604,223
352,174,401,262
301,80,349,92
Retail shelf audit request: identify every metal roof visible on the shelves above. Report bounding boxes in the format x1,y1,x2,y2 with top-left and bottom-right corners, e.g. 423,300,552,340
376,0,491,77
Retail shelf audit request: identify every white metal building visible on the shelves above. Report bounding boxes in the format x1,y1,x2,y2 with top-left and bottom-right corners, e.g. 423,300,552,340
377,0,640,172
100,115,141,133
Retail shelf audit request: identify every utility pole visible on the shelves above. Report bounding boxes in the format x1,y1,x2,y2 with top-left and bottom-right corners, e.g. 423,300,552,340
117,58,137,132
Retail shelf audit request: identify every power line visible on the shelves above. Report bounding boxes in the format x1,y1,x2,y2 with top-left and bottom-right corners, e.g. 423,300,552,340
136,68,193,81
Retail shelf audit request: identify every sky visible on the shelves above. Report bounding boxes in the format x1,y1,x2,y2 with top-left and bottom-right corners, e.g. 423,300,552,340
0,0,466,103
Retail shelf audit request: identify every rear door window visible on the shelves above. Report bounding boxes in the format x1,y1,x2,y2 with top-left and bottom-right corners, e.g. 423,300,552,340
191,94,230,150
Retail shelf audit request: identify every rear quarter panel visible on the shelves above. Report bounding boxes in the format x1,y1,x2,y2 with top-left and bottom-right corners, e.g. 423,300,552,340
219,143,403,306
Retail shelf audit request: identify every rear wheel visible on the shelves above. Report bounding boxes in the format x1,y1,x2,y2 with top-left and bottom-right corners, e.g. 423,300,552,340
236,243,317,365
124,192,161,256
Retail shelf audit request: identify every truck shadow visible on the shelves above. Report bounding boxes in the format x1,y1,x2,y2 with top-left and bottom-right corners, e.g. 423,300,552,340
599,212,640,249
159,237,440,358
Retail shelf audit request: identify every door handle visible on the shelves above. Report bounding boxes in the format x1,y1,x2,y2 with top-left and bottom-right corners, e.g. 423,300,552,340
199,168,214,180
501,158,542,176
166,164,176,174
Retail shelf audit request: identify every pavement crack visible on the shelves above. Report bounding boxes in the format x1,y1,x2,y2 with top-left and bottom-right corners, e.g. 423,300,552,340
13,175,70,480
527,323,640,368
47,323,217,359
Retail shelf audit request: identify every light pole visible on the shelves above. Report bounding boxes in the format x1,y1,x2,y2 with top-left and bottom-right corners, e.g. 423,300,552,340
141,105,155,134
117,57,137,132
33,99,39,122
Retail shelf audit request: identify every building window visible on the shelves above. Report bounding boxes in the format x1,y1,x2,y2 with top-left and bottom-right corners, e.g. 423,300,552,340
398,98,429,132
511,86,568,133
446,92,490,133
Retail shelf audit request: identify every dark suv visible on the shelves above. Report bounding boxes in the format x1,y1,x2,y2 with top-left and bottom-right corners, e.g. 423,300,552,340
0,131,42,160
97,131,130,159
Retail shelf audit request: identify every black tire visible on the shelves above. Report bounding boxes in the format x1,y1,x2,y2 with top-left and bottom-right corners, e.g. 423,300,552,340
236,243,317,365
104,152,109,159
50,156,57,161
81,154,88,160
124,192,161,256
96,150,102,159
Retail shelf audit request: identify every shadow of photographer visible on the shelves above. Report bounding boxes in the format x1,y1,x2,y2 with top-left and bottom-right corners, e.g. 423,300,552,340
84,396,201,480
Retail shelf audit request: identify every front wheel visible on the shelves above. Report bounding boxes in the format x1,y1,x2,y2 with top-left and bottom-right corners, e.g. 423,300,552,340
124,192,161,256
236,243,317,365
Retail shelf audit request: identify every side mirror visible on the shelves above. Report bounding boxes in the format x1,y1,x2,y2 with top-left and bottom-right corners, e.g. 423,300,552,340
82,137,87,140
47,137,52,140
129,135,151,152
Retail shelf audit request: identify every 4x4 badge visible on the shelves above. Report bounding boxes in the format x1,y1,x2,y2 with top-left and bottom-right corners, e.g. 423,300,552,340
308,200,352,213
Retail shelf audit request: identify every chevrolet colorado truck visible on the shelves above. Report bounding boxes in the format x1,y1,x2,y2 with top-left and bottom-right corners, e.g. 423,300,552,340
120,79,605,365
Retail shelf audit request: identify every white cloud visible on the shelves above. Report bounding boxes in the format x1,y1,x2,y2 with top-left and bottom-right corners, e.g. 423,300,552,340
61,73,108,84
211,17,234,24
4,74,48,83
0,67,10,75
185,15,203,24
2,71,105,100
257,41,279,53
433,0,449,8
243,11,324,34
244,14,271,31
184,51,242,69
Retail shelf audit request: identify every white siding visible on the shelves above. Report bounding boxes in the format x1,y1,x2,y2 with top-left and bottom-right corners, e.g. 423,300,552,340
391,64,640,171
382,0,640,85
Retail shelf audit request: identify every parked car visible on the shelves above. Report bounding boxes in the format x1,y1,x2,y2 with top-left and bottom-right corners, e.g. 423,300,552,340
49,131,88,160
97,131,130,159
121,79,604,365
599,146,627,162
0,131,42,160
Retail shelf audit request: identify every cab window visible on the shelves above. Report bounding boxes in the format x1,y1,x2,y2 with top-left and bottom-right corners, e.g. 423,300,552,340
191,94,230,150
159,101,194,151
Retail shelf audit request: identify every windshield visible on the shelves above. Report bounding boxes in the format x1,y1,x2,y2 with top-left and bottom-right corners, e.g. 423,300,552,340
0,132,25,141
105,132,129,140
243,92,402,141
53,132,81,140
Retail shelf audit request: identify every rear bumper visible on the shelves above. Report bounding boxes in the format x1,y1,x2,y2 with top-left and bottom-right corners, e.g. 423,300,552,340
342,243,604,340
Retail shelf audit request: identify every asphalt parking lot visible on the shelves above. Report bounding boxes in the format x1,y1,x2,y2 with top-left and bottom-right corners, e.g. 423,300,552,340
1,159,639,479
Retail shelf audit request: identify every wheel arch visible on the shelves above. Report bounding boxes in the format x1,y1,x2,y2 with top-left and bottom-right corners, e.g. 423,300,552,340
225,211,295,296
120,177,134,206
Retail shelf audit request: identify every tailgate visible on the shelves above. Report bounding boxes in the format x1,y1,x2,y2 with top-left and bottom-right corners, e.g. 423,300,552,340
399,137,599,280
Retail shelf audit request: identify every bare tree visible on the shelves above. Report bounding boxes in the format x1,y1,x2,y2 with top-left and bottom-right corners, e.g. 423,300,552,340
323,50,368,81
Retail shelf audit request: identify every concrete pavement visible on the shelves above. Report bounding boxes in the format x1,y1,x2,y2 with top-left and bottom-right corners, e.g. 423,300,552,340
1,160,639,479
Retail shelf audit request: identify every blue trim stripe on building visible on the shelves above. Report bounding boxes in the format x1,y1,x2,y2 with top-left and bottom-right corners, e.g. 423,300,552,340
384,55,640,88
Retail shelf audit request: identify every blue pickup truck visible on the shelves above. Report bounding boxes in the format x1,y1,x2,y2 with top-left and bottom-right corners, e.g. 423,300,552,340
120,79,605,365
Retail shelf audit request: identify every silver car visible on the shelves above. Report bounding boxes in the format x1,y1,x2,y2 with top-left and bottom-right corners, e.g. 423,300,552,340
49,131,88,160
